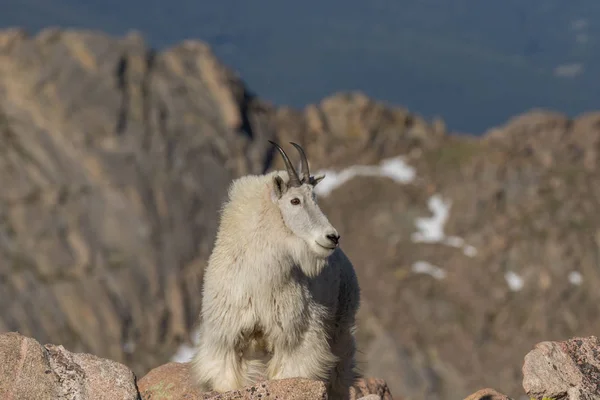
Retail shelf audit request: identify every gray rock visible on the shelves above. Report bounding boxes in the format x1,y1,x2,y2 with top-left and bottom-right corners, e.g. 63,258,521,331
522,336,600,400
0,332,138,400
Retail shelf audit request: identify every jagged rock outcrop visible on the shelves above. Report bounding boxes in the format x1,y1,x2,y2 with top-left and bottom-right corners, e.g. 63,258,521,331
523,336,600,400
0,332,138,400
2,27,600,400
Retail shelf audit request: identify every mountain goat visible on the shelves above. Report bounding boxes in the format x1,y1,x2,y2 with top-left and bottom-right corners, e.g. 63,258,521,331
191,141,361,400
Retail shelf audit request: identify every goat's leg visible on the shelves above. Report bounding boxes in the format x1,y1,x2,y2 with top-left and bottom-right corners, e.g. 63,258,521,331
267,322,338,383
191,329,246,392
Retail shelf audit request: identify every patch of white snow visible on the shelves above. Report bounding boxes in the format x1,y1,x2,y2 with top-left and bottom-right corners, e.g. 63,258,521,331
411,261,447,280
379,157,417,182
170,328,200,363
411,194,478,257
171,342,196,363
505,271,524,292
443,236,465,248
313,156,415,197
568,271,583,286
462,245,478,257
412,195,450,243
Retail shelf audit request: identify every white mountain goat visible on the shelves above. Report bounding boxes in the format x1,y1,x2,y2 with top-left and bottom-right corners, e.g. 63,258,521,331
191,141,361,400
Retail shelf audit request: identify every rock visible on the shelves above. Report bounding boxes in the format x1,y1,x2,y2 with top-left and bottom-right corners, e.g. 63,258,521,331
463,388,513,400
358,395,385,400
138,361,327,400
0,331,393,400
138,361,204,399
0,332,138,400
522,336,600,400
138,360,394,399
350,377,394,400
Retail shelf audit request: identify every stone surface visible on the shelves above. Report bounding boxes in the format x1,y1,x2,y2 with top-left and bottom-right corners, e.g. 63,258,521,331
350,377,394,400
463,388,513,400
138,360,394,400
138,361,203,399
138,362,328,399
2,27,600,400
0,332,138,400
522,336,600,400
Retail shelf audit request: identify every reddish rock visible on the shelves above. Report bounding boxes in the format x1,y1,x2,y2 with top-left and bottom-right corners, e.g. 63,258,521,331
522,336,600,400
463,388,513,400
138,361,327,399
350,377,394,400
138,361,207,400
0,332,138,400
138,361,394,399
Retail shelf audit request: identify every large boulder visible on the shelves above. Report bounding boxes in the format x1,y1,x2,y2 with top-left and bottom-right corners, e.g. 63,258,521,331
138,361,394,400
463,388,512,400
0,331,138,400
522,336,600,400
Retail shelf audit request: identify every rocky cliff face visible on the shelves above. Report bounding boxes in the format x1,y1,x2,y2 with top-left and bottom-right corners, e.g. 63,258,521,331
1,28,599,400
0,26,276,374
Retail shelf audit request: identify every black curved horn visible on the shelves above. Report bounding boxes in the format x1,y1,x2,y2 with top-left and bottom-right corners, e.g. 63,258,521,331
289,142,310,183
268,140,302,187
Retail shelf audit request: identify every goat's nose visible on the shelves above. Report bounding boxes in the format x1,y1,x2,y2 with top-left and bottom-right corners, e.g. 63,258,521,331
326,232,340,246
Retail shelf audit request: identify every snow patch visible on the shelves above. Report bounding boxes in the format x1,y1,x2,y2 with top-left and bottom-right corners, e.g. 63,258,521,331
462,245,478,257
171,342,196,363
411,261,447,280
568,271,583,286
411,195,478,257
170,328,200,363
412,195,450,243
505,271,524,292
313,156,416,197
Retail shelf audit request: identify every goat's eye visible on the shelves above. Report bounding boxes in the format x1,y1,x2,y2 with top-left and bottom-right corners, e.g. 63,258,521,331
290,198,301,206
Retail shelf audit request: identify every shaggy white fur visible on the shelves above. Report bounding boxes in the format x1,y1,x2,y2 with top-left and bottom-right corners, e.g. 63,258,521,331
191,168,361,400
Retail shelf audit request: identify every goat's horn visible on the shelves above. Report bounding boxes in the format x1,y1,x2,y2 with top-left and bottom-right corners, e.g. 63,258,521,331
289,142,310,183
268,140,302,187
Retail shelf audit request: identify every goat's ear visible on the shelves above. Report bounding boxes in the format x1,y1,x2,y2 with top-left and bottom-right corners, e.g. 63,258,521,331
272,175,287,199
310,173,326,187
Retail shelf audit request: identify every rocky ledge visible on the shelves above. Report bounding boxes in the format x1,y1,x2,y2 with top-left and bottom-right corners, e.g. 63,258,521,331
0,332,392,400
1,332,599,399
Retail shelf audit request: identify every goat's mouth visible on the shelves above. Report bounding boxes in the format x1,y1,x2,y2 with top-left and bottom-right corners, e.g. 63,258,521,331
316,241,337,251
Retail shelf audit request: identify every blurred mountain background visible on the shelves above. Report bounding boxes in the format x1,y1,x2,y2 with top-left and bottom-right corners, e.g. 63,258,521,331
1,3,600,400
3,0,600,134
